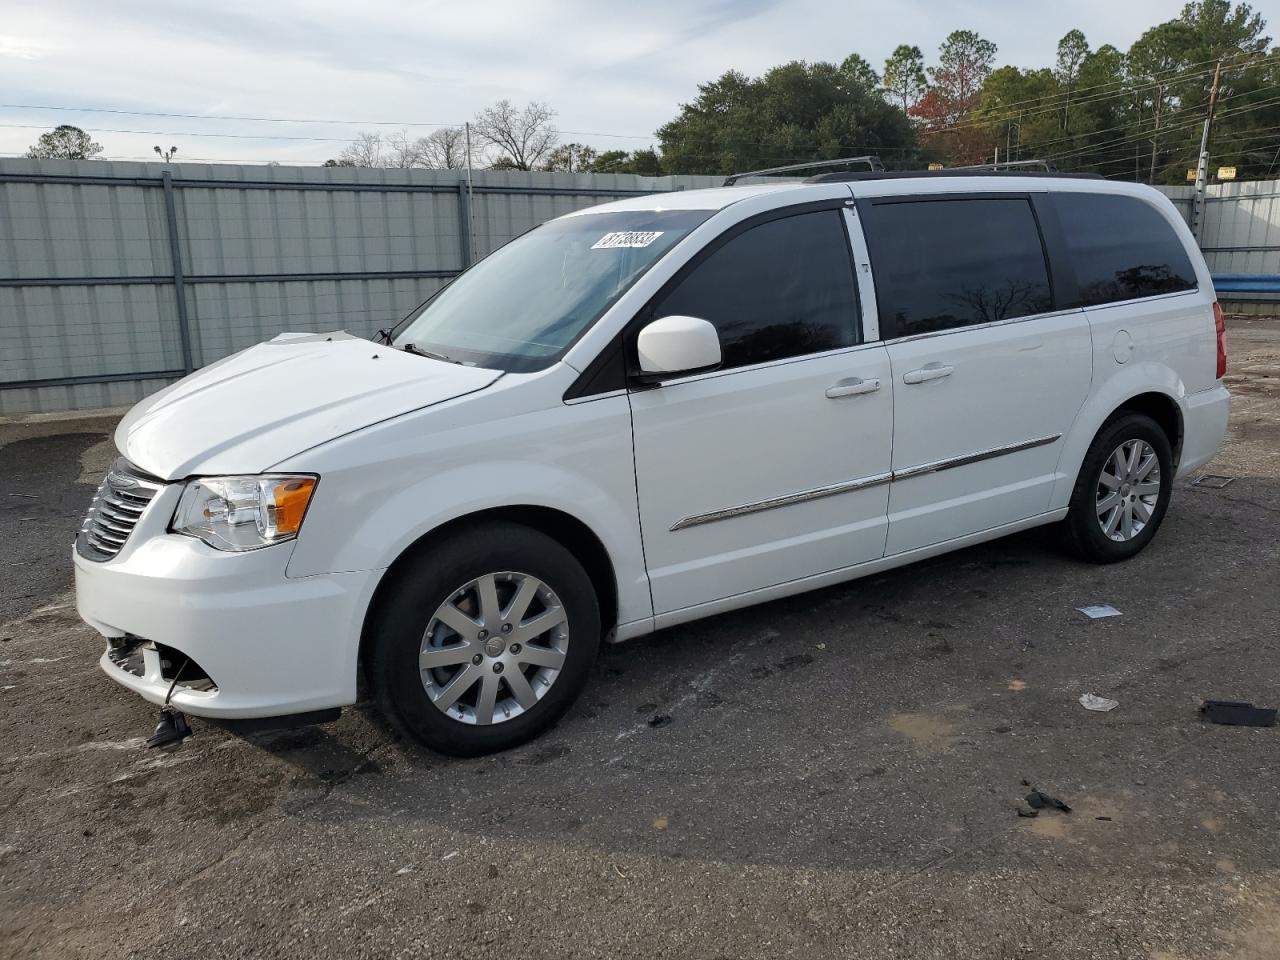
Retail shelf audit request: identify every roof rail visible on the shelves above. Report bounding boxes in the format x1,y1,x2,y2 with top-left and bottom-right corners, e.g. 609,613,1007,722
806,169,1104,183
723,155,884,187
949,158,1058,172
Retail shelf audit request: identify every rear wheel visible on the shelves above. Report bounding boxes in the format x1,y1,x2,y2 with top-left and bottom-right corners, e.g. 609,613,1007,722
368,523,600,756
1063,412,1174,563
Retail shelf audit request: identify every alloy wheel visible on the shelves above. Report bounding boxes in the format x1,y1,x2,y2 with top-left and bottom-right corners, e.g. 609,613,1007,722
1095,439,1161,542
419,571,569,725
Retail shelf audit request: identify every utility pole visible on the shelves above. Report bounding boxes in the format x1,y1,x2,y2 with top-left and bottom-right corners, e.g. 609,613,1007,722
1192,60,1224,243
464,121,475,264
1148,83,1165,185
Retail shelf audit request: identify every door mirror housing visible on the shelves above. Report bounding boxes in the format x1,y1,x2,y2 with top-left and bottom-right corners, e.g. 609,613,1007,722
634,315,722,383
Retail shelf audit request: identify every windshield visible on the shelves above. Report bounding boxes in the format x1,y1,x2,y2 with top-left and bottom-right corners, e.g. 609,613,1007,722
393,208,713,371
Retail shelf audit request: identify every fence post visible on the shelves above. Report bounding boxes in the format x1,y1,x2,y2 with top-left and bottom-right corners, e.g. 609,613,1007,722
161,170,195,374
456,181,473,270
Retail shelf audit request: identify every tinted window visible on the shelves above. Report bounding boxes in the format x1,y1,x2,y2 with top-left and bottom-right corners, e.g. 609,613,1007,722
863,198,1053,339
650,210,858,370
1055,193,1197,307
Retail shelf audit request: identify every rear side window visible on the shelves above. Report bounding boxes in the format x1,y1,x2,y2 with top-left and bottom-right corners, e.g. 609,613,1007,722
649,210,858,370
1054,193,1198,307
862,197,1053,339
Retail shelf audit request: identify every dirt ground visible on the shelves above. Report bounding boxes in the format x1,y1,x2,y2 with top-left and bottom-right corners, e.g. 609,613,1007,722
1,319,1279,960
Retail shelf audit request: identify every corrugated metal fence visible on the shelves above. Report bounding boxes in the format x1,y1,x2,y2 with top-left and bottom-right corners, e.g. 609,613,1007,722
0,160,1275,416
0,159,719,415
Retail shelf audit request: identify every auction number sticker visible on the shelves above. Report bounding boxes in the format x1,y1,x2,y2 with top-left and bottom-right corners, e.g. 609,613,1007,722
592,231,664,249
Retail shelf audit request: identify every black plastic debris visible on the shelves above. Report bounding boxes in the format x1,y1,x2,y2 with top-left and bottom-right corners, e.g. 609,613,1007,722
1025,789,1072,813
1016,806,1039,818
648,714,672,728
146,708,192,748
1201,700,1277,727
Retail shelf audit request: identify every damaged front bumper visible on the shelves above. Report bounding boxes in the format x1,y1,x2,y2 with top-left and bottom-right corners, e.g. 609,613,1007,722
74,504,374,720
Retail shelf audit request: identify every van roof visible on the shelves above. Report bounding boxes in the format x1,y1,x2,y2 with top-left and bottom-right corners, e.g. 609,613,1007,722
559,182,810,216
560,175,1167,218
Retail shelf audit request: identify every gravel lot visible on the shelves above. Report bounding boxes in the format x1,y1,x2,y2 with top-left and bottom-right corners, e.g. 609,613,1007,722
2,320,1279,960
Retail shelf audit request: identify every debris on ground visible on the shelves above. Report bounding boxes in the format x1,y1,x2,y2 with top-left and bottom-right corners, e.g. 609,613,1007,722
1201,699,1277,727
1076,604,1122,619
1191,474,1236,489
145,709,191,749
1025,789,1072,813
648,714,672,728
1079,693,1120,712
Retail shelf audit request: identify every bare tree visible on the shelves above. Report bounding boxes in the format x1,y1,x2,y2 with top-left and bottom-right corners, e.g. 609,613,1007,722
418,127,471,169
384,131,424,168
339,132,386,167
473,100,558,170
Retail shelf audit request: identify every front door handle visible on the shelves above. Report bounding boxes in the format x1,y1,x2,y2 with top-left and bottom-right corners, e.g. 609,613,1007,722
825,377,881,399
902,363,954,385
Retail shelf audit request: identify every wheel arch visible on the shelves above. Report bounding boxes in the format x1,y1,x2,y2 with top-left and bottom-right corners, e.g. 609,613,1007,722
359,505,619,670
1107,390,1184,466
1053,366,1187,510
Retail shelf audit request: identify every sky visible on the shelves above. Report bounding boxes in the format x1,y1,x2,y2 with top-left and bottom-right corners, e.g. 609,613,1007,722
1,0,1276,166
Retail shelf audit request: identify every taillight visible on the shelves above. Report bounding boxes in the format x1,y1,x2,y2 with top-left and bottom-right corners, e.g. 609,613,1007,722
1213,302,1227,379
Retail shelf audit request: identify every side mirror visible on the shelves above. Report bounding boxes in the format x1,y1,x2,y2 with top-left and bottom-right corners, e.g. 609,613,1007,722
635,315,722,382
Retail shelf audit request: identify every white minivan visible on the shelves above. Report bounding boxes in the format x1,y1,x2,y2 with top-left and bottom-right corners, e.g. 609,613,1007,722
75,172,1230,755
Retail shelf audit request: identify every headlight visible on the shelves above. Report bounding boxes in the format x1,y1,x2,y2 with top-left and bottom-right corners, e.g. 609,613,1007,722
171,475,317,552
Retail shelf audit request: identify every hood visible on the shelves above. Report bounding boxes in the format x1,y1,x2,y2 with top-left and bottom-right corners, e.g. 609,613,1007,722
116,332,502,479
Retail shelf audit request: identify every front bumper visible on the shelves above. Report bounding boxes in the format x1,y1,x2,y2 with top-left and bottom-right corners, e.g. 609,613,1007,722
74,488,376,719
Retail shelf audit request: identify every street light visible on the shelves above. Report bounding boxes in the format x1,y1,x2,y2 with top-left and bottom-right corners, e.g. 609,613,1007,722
154,145,178,162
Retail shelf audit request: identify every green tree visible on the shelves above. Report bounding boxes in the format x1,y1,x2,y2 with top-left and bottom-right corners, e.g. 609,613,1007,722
540,142,598,173
656,60,914,176
839,53,880,92
1055,30,1091,132
882,44,927,113
585,148,664,175
1127,21,1196,181
25,125,103,160
931,30,998,119
917,30,998,163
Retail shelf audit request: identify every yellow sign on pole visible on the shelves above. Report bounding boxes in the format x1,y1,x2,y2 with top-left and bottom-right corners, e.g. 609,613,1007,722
1186,169,1198,181
1218,166,1237,180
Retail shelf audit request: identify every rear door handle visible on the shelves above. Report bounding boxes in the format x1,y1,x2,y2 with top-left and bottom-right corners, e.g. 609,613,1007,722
825,377,881,399
902,363,954,385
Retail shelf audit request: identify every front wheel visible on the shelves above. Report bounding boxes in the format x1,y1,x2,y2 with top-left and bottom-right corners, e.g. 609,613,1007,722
1063,412,1174,563
368,523,600,756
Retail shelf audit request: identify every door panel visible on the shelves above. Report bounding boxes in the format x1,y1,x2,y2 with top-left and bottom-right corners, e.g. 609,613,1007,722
630,346,893,614
884,313,1092,554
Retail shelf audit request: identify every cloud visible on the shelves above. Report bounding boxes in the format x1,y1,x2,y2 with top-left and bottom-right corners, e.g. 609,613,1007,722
0,0,1206,164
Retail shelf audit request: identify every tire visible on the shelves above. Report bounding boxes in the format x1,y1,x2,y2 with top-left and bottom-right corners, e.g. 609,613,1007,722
368,522,600,756
1063,412,1174,563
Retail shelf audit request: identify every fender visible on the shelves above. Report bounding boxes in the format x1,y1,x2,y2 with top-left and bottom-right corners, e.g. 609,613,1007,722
1049,359,1185,510
275,378,652,626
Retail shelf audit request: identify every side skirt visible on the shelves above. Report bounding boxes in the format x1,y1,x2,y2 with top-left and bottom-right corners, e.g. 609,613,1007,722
611,508,1068,641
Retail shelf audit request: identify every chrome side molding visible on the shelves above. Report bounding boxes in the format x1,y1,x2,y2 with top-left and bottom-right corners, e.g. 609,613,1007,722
669,473,893,531
670,434,1061,531
891,434,1061,480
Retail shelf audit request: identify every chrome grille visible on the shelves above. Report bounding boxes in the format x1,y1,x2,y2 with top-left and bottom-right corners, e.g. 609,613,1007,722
77,459,164,561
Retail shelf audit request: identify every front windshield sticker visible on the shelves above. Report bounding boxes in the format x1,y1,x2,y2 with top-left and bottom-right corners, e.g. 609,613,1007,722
591,230,664,249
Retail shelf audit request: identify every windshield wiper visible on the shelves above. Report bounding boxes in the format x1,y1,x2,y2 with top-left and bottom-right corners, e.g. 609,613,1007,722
402,341,462,364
